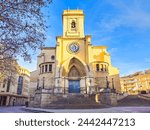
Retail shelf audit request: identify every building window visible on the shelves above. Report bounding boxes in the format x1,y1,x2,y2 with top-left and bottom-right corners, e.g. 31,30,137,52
49,64,52,72
6,77,11,92
51,55,55,60
71,21,76,29
42,65,44,73
45,65,48,72
101,64,104,71
40,66,42,74
40,64,53,73
96,64,99,71
3,79,6,88
17,76,23,95
105,65,107,71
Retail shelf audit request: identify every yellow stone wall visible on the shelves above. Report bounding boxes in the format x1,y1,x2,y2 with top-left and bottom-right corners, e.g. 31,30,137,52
56,37,87,66
32,9,121,93
63,10,84,38
56,9,120,91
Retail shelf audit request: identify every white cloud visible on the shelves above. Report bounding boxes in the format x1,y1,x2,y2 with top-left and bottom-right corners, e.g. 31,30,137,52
99,0,150,32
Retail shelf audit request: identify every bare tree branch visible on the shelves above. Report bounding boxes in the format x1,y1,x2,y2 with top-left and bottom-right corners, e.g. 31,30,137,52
0,0,52,80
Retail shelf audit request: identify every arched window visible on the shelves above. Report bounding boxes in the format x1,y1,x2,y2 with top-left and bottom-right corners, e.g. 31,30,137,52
17,76,23,95
101,64,104,71
40,63,53,74
105,65,107,71
42,65,44,73
3,79,6,88
51,55,55,60
71,21,76,29
49,64,52,72
96,64,99,71
45,65,48,72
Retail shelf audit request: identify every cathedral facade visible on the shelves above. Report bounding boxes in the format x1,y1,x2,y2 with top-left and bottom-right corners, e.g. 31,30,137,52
30,10,121,107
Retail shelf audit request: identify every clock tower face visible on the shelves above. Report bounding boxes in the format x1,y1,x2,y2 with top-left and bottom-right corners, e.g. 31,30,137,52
69,43,79,53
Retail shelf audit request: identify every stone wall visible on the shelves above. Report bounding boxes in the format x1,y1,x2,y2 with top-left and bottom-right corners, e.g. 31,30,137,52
97,91,117,106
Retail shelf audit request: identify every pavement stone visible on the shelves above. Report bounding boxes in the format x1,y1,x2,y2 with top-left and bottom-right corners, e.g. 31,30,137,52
1,106,150,113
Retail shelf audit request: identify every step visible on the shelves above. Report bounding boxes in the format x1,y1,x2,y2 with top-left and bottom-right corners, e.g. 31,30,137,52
50,94,97,105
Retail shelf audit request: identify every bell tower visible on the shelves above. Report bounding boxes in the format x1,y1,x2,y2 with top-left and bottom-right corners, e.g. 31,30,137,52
62,10,85,38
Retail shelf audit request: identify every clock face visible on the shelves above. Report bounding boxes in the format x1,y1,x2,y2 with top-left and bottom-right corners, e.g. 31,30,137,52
69,43,79,53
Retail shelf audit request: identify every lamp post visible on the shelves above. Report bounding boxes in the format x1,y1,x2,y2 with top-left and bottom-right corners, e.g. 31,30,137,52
43,77,45,89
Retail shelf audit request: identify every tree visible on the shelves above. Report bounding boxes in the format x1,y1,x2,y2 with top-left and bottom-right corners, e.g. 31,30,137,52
0,56,18,82
0,0,52,80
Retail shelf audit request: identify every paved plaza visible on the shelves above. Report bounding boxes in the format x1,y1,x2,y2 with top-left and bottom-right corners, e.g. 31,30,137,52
0,106,150,113
1,95,150,113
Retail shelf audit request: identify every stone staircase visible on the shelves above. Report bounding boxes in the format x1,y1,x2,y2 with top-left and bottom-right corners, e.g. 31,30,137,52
46,94,108,109
138,94,150,101
118,95,150,106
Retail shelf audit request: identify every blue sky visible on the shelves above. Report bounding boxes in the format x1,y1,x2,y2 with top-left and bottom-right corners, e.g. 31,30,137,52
18,0,150,76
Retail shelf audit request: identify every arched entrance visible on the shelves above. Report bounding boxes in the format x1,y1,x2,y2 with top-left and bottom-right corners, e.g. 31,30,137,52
60,57,87,94
68,66,80,93
67,58,86,93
